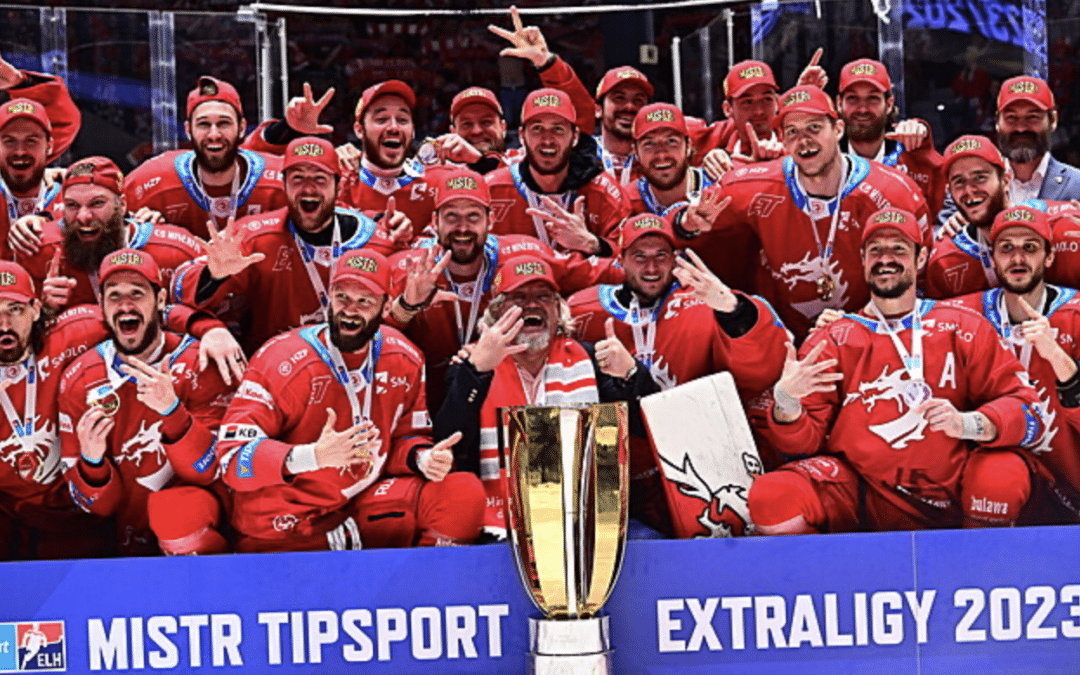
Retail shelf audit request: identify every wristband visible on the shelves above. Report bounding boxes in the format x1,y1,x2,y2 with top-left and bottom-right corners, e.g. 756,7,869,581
81,452,104,467
285,443,320,474
958,412,986,441
160,398,181,416
399,287,438,313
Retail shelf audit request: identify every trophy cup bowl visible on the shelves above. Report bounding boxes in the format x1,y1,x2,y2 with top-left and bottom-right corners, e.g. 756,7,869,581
499,402,629,675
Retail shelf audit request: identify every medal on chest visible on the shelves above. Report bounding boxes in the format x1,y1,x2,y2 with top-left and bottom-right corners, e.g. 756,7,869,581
816,274,837,302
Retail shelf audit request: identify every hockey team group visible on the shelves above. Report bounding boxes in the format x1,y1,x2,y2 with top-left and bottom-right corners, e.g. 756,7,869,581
0,9,1077,559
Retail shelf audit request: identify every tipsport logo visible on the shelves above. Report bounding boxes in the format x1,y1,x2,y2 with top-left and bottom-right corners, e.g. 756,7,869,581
0,621,66,672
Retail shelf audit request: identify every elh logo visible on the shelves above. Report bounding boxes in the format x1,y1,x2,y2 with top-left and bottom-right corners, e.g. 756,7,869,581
0,621,66,672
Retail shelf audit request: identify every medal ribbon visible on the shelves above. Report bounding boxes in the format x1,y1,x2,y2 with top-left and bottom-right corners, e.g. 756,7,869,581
357,158,421,196
174,149,265,219
509,161,574,248
288,216,343,321
0,179,60,224
0,352,38,446
447,255,488,345
638,167,711,217
596,138,634,185
868,300,926,385
300,324,382,425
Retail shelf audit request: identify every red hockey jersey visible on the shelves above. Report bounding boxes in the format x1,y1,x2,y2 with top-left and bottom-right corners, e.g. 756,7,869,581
6,69,81,162
338,158,437,243
19,219,202,308
171,207,394,355
124,149,287,240
0,181,63,262
485,161,629,253
217,325,432,543
925,224,997,299
59,331,233,555
948,286,1080,519
0,306,106,521
701,155,931,339
759,299,1042,526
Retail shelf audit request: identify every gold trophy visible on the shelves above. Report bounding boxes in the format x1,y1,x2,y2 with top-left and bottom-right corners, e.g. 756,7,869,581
499,403,629,675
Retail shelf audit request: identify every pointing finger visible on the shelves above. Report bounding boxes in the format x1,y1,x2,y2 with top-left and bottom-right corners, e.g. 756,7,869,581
808,47,823,67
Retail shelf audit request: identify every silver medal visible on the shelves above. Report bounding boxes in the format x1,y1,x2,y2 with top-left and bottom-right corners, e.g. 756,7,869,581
902,380,932,407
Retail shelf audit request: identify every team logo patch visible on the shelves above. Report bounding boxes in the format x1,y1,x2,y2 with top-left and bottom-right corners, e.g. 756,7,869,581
645,109,675,123
108,251,144,266
445,175,478,191
345,256,379,273
873,210,907,224
514,261,546,276
0,271,16,287
948,138,983,155
292,142,325,157
5,101,35,116
1002,207,1036,222
68,162,96,178
1009,80,1039,94
739,65,765,80
531,93,563,108
0,621,66,672
782,90,812,107
850,63,878,76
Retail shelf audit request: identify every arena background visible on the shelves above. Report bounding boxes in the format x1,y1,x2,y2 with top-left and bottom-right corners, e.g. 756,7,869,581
3,2,1080,673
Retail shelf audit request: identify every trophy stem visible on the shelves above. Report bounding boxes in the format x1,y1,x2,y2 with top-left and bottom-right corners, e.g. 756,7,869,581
529,614,613,675
559,408,580,619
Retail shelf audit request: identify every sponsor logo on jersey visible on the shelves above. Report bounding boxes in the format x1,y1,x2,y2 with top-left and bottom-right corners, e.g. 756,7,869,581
0,620,66,672
218,423,264,442
236,380,274,409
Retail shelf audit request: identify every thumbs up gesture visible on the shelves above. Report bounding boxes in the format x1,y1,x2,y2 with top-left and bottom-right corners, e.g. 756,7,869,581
595,317,636,379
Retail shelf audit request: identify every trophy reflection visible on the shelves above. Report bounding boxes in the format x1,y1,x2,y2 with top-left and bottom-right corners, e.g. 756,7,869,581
499,402,629,675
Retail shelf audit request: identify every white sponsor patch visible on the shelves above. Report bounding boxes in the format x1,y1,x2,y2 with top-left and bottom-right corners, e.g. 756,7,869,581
237,380,274,409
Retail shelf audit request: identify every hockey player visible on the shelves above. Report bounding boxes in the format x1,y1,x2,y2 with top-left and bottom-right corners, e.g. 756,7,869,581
0,262,114,559
568,214,788,534
672,85,931,339
13,156,203,312
122,76,287,241
946,204,1080,523
0,51,80,163
217,249,484,552
387,167,621,410
173,136,398,355
485,87,629,256
835,58,944,215
747,207,1044,533
434,254,657,538
59,249,234,556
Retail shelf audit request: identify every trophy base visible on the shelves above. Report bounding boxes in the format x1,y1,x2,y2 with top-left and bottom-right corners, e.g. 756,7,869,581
529,614,613,675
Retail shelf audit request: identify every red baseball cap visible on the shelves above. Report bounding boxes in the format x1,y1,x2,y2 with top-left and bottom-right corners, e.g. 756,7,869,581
0,261,35,304
354,80,416,121
492,255,558,296
862,208,922,246
990,204,1053,244
283,137,338,177
0,98,51,135
434,167,490,209
595,66,654,101
997,75,1055,112
775,85,838,129
64,156,124,196
632,103,687,140
186,76,243,120
941,135,1005,180
99,248,163,288
839,58,892,94
723,60,778,100
521,88,577,127
330,250,391,296
451,87,503,119
618,213,676,250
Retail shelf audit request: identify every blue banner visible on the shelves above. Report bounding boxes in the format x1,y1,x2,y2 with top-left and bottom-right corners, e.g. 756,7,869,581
3,526,1080,673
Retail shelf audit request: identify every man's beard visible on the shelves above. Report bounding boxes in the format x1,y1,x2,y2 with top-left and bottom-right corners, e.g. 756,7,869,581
440,232,483,264
329,308,382,353
526,145,572,177
962,188,1007,229
644,162,688,191
868,266,915,299
0,163,45,194
362,130,411,171
195,137,240,173
110,315,161,356
287,199,335,233
999,129,1050,165
1000,267,1045,295
0,329,28,364
514,330,551,352
845,114,888,143
603,116,633,143
63,213,127,272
